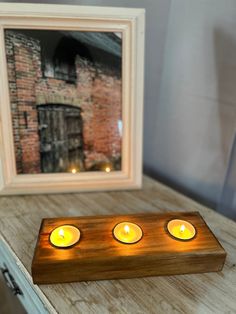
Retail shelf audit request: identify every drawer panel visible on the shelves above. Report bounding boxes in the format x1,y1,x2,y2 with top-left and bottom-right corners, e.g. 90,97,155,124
0,237,54,314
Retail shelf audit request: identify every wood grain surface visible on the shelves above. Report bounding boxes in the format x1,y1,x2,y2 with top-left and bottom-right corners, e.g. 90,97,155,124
32,212,226,284
0,176,235,313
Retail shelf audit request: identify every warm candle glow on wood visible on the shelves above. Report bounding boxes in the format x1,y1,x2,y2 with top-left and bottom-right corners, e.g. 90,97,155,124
50,225,80,248
113,222,143,244
32,213,226,284
167,219,196,240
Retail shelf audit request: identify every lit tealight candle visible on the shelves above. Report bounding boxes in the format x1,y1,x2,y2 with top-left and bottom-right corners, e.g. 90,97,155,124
50,225,81,248
105,166,111,173
167,219,196,241
113,222,143,244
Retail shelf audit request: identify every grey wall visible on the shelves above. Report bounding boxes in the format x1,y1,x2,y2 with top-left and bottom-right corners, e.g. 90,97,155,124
218,133,236,219
1,0,236,211
150,0,236,209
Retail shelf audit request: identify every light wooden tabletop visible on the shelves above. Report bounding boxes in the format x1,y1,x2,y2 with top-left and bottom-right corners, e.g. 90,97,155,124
0,176,235,314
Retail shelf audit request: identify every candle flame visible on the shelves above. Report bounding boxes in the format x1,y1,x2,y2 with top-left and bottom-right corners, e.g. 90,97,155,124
105,167,111,173
59,228,64,238
124,225,130,234
71,168,77,174
180,224,186,233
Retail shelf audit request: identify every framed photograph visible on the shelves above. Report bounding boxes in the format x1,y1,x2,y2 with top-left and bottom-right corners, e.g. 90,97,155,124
0,3,145,195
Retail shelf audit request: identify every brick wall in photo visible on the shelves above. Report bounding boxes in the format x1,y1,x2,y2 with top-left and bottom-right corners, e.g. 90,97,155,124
5,31,41,174
5,30,122,173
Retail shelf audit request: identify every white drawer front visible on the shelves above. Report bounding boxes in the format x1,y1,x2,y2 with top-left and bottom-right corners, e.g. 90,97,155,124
0,238,52,314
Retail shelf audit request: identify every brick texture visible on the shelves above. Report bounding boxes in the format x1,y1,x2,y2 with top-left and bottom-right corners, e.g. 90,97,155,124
5,30,122,173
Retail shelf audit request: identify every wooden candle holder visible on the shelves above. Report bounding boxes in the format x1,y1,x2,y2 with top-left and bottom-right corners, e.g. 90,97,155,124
32,212,226,284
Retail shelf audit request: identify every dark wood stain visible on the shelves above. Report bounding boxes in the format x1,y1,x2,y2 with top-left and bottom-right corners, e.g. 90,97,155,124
32,212,226,284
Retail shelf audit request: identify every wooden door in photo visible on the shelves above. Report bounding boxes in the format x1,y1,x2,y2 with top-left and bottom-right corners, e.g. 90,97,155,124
37,104,84,173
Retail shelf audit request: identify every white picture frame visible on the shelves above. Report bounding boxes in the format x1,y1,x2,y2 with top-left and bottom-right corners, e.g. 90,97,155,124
0,3,145,195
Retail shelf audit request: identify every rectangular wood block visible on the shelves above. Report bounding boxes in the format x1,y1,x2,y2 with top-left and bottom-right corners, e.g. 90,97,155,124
32,212,226,284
